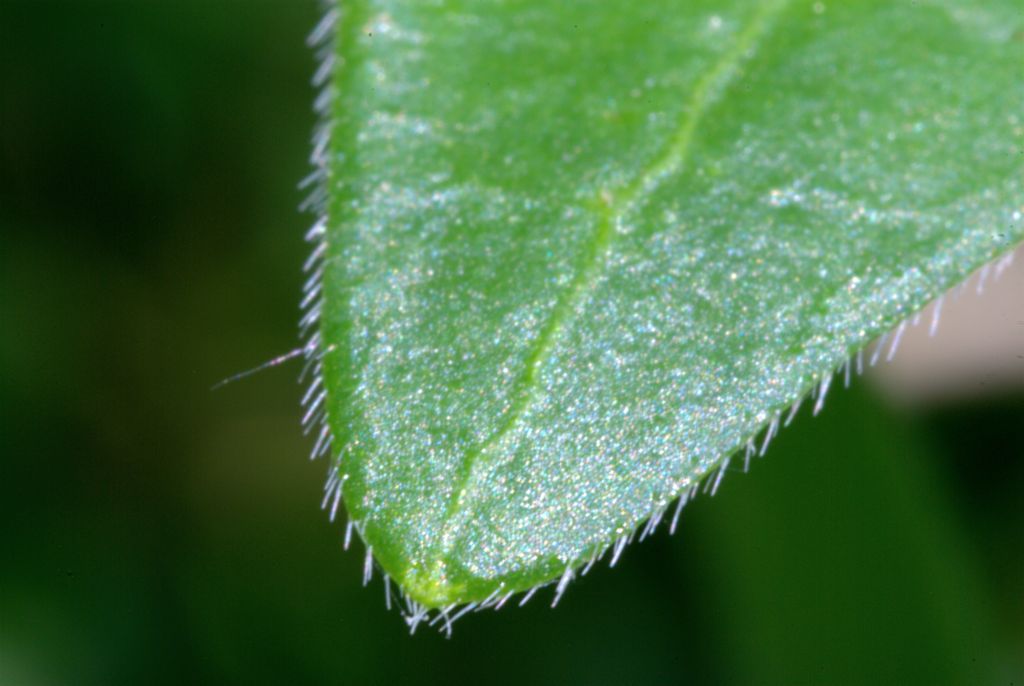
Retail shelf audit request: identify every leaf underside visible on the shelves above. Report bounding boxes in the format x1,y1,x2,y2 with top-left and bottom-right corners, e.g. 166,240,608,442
310,0,1024,611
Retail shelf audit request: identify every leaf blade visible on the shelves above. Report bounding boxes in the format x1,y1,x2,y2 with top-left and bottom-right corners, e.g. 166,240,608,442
317,0,1024,608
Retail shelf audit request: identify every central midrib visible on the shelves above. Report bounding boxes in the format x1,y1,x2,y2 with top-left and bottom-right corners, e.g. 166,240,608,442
430,1,789,569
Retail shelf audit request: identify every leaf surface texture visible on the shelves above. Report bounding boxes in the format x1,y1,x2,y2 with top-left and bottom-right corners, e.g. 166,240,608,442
315,0,1024,607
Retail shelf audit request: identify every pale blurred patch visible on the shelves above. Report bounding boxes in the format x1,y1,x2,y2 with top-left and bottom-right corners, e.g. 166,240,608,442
869,242,1024,404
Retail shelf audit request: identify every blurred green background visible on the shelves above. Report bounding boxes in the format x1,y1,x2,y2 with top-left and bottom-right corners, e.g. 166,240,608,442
1,2,1022,684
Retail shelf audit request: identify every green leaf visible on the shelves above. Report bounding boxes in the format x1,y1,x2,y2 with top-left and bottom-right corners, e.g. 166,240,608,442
309,0,1024,612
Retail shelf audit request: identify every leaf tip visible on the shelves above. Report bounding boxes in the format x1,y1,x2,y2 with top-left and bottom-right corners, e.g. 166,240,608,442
399,561,469,610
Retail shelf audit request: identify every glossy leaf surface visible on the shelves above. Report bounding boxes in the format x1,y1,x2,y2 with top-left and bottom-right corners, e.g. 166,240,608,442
316,0,1024,608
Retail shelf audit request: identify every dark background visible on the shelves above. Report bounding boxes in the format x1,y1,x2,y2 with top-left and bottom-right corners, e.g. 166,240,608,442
1,2,1022,684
